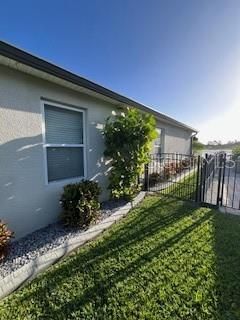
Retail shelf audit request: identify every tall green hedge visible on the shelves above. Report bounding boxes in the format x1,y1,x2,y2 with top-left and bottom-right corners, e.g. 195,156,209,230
103,108,157,199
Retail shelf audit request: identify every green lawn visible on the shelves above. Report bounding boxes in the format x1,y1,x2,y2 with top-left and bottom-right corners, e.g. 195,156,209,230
161,171,198,201
1,195,240,319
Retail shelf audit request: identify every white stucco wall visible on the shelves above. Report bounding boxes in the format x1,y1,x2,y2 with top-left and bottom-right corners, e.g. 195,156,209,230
0,65,116,239
156,120,192,155
0,65,192,239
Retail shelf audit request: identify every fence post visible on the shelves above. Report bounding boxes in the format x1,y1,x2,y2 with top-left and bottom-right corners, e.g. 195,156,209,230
220,153,226,206
195,155,201,203
144,163,149,191
201,154,208,203
216,153,223,207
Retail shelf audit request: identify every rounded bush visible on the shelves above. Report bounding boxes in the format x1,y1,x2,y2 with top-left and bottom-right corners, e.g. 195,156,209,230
60,180,101,228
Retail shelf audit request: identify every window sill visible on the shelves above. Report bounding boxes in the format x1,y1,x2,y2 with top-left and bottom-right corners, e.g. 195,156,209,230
45,176,86,187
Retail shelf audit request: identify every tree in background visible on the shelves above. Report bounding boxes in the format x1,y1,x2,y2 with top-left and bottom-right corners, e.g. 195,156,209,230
192,136,205,154
103,108,157,199
232,145,240,159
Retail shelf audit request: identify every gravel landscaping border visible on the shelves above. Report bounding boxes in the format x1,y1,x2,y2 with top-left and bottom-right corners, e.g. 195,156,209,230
0,192,145,300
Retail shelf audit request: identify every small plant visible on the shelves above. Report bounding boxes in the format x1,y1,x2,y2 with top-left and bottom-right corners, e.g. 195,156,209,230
175,162,185,174
164,160,187,178
163,166,171,180
60,180,101,228
181,159,191,169
149,172,163,186
0,220,14,261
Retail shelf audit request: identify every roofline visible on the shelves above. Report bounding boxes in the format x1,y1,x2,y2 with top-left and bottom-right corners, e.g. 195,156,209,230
0,40,197,132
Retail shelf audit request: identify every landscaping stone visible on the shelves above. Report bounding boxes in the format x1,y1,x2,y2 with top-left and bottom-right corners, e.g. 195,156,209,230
0,198,127,279
0,192,145,300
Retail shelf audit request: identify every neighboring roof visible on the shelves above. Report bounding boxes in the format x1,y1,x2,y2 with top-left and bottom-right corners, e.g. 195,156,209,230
0,40,197,132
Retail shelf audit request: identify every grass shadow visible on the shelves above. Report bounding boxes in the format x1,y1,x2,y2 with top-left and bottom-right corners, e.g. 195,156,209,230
213,211,240,319
2,196,240,319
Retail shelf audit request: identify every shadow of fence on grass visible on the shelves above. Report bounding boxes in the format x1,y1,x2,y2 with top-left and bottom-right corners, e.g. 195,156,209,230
213,212,240,319
12,197,217,317
9,195,240,319
46,210,214,318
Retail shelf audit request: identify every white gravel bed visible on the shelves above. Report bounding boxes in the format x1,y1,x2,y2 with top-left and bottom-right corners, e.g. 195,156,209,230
0,199,127,279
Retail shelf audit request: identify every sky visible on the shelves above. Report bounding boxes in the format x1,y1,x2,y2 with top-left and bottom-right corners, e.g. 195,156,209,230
1,0,240,143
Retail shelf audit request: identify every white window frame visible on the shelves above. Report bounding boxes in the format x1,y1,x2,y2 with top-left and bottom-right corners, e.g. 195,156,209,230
41,100,87,185
154,128,164,154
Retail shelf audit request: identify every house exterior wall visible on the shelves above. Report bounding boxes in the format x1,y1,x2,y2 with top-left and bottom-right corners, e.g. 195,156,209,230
0,65,115,239
0,65,192,239
156,120,192,155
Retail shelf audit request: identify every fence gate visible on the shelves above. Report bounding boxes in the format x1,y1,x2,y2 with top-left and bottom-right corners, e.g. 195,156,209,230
200,153,240,210
143,152,240,211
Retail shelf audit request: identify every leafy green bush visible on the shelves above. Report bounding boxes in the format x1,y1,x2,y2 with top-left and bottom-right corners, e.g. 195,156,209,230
103,108,157,199
0,220,14,261
60,180,101,228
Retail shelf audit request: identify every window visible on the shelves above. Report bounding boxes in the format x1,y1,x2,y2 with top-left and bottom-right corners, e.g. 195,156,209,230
153,128,164,154
43,102,85,183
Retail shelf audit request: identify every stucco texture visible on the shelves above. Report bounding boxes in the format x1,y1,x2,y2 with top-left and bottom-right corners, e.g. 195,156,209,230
0,65,192,238
156,119,191,155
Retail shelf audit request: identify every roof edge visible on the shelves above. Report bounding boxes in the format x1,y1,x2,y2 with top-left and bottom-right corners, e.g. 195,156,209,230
0,40,198,132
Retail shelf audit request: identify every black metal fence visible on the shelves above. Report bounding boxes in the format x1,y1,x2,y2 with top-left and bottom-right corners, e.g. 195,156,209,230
143,152,240,211
143,153,199,202
201,153,240,210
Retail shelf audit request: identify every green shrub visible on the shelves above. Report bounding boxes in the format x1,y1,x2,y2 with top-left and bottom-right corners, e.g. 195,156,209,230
232,146,240,160
0,220,14,261
181,159,191,168
149,172,163,186
60,180,101,228
103,108,157,199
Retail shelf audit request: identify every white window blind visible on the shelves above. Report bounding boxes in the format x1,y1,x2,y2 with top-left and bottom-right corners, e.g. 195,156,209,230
45,104,83,144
